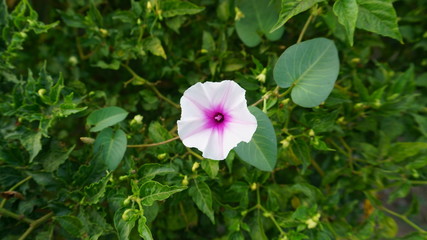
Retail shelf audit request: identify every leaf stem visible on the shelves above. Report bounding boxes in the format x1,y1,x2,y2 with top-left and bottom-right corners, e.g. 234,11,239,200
379,206,427,233
0,207,34,224
18,212,54,240
187,148,204,160
297,13,314,43
128,136,180,148
410,180,427,185
121,64,180,109
0,176,32,208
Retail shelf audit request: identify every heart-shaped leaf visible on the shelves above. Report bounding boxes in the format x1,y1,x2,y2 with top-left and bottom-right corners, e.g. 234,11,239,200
273,38,339,108
93,128,127,171
234,106,277,171
235,0,284,47
87,106,129,132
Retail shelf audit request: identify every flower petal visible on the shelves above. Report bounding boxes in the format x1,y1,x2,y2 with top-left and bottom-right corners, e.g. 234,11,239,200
177,119,211,150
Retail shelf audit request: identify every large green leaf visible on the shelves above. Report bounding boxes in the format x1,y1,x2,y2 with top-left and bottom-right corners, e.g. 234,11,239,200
235,0,284,47
138,216,153,240
273,38,339,108
139,181,186,206
333,0,358,46
270,0,324,32
22,131,42,163
87,106,129,132
234,107,277,171
355,0,402,42
55,215,84,238
160,0,205,18
93,128,127,171
188,179,215,223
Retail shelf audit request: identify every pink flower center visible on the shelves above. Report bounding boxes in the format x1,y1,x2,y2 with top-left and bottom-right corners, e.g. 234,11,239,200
214,113,224,123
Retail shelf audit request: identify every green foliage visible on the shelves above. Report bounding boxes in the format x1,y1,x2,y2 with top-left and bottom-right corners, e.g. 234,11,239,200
235,106,277,171
235,0,284,47
274,38,339,107
1,0,427,239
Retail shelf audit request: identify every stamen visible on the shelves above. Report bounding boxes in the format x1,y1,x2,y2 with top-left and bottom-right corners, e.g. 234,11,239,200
214,113,224,123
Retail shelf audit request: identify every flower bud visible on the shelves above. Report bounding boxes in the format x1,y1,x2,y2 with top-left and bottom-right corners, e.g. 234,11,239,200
68,56,78,66
192,162,200,172
262,211,272,218
234,7,244,21
123,197,131,206
121,209,133,221
157,153,167,160
256,68,267,83
305,218,317,229
80,137,95,144
281,98,290,105
250,182,257,191
280,139,290,148
182,175,189,186
308,129,315,137
38,89,47,97
99,28,108,37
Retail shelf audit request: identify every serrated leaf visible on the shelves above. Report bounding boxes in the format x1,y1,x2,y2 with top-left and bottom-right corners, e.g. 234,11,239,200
271,0,324,32
160,0,205,18
139,181,186,206
42,144,75,172
81,173,110,205
21,131,42,163
235,0,284,47
189,179,215,223
234,107,277,172
93,128,127,171
333,0,358,46
55,215,84,238
87,106,129,132
355,0,402,42
273,38,339,108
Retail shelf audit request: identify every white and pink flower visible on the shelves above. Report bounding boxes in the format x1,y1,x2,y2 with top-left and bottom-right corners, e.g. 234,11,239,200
177,80,257,160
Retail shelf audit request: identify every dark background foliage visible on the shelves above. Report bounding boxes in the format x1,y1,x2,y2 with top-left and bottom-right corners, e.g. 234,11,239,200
1,0,427,239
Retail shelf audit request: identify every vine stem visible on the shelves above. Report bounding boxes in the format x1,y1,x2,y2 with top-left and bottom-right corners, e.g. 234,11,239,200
297,13,314,43
0,176,32,208
0,207,34,224
18,212,54,240
121,64,180,109
127,136,180,148
379,206,427,233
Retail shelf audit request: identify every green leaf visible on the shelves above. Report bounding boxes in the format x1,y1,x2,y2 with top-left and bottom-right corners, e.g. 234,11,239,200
333,0,358,46
388,142,427,162
114,207,137,240
291,139,311,173
87,106,129,132
42,144,75,172
55,215,84,238
413,114,427,137
201,159,219,178
93,128,127,171
21,131,42,163
249,210,268,240
355,0,402,42
235,0,284,47
273,38,339,108
139,181,186,206
138,216,153,240
143,36,167,59
81,173,110,205
271,0,324,32
138,163,177,180
234,107,277,172
160,0,205,18
189,179,215,223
